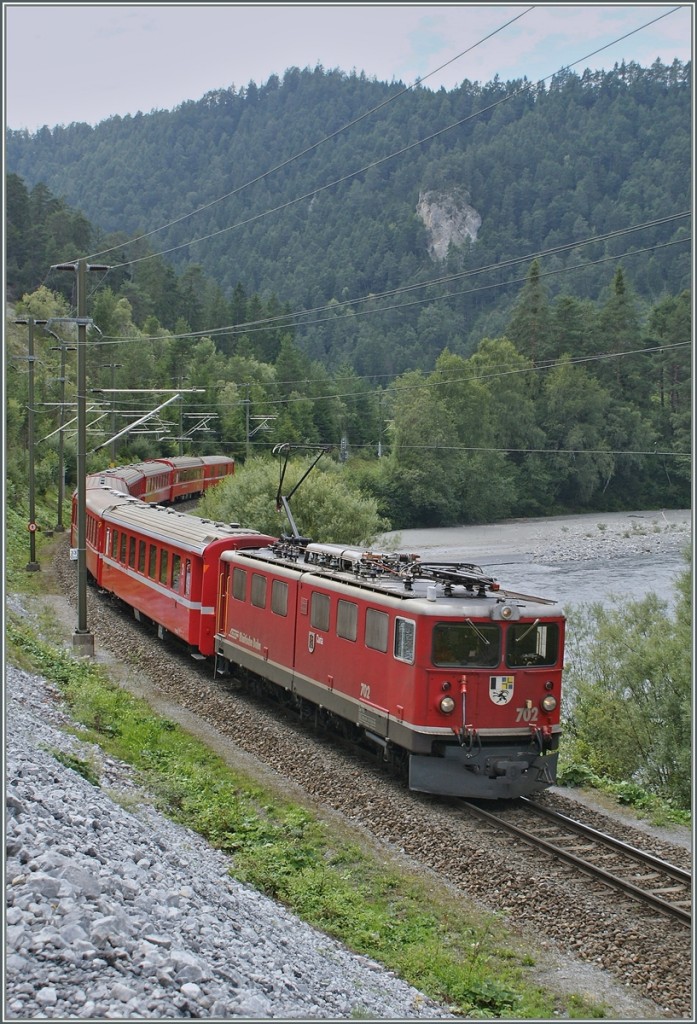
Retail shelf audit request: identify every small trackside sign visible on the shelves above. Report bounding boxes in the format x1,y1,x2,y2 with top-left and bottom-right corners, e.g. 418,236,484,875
70,548,78,561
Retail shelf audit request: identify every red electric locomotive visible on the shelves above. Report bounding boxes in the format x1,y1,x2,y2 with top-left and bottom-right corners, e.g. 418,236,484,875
214,539,564,800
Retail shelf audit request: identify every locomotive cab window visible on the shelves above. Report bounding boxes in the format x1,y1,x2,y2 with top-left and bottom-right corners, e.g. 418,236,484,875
394,617,415,663
433,622,501,668
506,621,559,667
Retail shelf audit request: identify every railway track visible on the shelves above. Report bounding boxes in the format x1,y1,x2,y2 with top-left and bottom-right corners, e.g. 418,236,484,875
460,797,692,926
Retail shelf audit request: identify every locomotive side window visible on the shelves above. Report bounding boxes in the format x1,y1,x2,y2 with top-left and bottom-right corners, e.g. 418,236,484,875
311,592,330,632
251,573,267,608
433,622,501,667
365,608,389,653
138,540,146,573
148,544,157,579
271,579,288,616
160,550,169,585
172,554,181,591
232,567,247,601
506,621,559,667
337,599,358,641
394,617,415,664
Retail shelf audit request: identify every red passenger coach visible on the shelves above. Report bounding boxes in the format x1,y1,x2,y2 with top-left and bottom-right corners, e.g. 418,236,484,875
138,462,175,504
215,541,565,799
93,501,274,657
85,465,149,500
148,457,206,502
201,456,235,490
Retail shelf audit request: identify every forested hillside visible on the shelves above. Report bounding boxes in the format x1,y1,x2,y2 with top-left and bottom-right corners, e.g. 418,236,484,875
5,59,691,522
5,60,691,376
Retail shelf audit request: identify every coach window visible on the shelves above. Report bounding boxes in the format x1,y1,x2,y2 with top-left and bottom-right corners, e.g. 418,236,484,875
394,617,415,663
251,573,267,608
271,579,288,616
311,592,330,632
365,608,389,653
337,599,358,642
183,558,192,597
232,567,247,601
128,536,136,568
506,621,559,667
172,554,181,591
111,530,118,558
119,532,127,563
138,541,146,573
148,544,157,579
160,550,169,586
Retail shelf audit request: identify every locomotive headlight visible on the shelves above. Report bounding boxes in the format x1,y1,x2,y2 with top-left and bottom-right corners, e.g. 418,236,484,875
541,694,557,712
439,696,456,714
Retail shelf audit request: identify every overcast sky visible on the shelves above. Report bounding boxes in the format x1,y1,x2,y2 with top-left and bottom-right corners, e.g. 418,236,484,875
4,3,694,132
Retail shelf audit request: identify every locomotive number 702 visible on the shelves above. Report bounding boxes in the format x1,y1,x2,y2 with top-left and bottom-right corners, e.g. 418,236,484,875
515,706,539,722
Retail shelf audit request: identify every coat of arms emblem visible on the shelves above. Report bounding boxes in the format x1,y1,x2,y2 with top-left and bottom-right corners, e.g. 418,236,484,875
489,675,515,705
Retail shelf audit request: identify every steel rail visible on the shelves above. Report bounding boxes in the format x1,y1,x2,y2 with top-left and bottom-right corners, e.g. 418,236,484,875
460,800,691,926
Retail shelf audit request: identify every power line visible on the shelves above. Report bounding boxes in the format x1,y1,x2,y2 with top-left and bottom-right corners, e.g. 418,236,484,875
91,215,691,345
83,7,682,272
82,6,536,263
67,341,691,417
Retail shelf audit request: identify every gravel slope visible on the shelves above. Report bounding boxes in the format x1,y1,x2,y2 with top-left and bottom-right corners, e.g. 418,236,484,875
5,655,454,1021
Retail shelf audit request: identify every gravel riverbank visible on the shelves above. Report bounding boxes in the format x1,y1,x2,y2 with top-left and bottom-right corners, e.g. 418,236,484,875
380,508,692,565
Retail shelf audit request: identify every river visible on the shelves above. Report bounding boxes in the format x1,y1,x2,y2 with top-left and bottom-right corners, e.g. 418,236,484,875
377,509,691,612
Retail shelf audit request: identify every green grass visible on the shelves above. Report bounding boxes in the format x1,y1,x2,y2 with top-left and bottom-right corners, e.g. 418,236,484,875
5,618,610,1020
5,499,71,592
557,761,691,829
